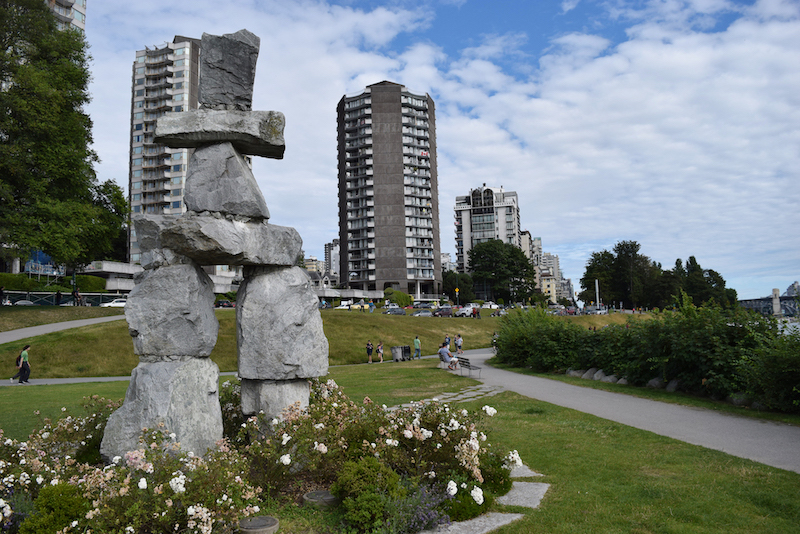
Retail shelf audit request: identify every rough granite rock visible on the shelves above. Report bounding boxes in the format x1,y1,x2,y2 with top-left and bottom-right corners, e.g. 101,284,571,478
159,212,301,266
593,369,607,381
100,358,223,460
237,266,329,380
184,143,269,218
601,374,619,383
199,30,260,111
240,378,310,418
126,262,218,357
154,109,285,159
132,215,170,251
647,377,665,389
581,368,598,380
666,379,680,393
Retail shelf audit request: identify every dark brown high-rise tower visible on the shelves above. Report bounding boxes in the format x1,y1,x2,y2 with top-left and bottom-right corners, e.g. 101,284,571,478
337,81,441,298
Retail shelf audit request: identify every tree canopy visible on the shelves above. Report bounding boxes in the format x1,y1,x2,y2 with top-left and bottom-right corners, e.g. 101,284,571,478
467,239,536,304
0,0,127,267
442,269,475,304
578,241,737,309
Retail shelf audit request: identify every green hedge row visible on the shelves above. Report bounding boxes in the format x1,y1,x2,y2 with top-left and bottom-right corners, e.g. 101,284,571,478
495,305,800,413
0,273,107,293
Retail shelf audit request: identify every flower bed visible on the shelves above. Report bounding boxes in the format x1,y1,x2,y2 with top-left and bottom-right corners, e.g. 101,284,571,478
0,382,522,533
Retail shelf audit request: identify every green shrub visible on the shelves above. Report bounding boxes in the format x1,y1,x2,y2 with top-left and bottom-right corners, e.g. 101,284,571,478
443,475,492,522
74,274,106,292
332,457,405,533
19,483,89,534
740,331,800,413
478,452,512,496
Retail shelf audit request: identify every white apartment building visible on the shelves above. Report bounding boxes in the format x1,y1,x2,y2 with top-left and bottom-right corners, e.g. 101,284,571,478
454,185,520,273
128,36,200,263
47,0,86,32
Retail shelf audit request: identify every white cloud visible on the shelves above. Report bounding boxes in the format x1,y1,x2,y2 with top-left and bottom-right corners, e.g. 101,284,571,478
84,0,799,299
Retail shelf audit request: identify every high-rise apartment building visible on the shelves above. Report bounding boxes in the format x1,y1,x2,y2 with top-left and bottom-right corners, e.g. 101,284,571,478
47,0,86,32
454,185,521,272
323,239,340,276
128,36,200,264
337,81,442,298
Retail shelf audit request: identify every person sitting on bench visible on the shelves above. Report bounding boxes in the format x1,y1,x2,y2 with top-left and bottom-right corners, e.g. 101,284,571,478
438,342,458,370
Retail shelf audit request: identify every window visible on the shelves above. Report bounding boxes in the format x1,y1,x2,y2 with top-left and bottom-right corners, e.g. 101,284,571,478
132,135,143,142
132,182,142,189
172,164,183,172
132,170,142,177
132,206,141,213
172,201,181,209
173,94,183,101
132,193,141,201
132,146,142,154
131,253,141,262
134,101,143,108
171,176,183,185
172,153,183,160
133,112,143,119
172,189,182,196
174,82,183,89
174,48,185,55
174,71,184,78
136,56,145,63
135,67,144,74
135,89,144,97
135,78,144,85
132,158,142,166
134,123,142,131
174,59,185,67
173,106,183,112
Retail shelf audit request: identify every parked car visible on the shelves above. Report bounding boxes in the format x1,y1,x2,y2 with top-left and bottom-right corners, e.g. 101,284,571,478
433,305,452,317
100,298,128,308
13,300,36,306
411,309,433,317
490,309,507,317
481,301,499,309
383,307,406,315
454,305,477,317
214,300,234,308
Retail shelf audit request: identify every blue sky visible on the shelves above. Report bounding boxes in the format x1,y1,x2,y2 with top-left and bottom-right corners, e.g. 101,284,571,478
84,0,799,300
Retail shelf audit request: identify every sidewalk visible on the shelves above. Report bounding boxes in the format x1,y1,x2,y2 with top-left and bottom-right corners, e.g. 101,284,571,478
452,348,800,475
0,315,126,345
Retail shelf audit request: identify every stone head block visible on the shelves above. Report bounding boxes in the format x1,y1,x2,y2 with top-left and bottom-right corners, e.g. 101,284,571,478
126,262,219,357
240,379,310,418
185,142,269,219
237,266,329,380
159,212,302,266
199,29,260,111
100,358,223,461
155,110,285,159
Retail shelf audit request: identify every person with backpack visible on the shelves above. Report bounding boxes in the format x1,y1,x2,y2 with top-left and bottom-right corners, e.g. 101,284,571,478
11,344,31,384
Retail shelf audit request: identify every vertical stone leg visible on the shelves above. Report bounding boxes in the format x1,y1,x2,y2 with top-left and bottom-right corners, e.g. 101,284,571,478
101,259,222,460
101,359,223,461
237,266,329,416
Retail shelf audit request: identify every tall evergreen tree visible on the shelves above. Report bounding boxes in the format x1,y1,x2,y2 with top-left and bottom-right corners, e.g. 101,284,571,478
0,0,127,267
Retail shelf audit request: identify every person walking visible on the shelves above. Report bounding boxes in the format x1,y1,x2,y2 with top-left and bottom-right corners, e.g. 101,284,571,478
55,290,62,306
455,334,463,354
11,344,31,384
444,334,451,350
413,335,421,359
376,341,384,363
366,340,374,364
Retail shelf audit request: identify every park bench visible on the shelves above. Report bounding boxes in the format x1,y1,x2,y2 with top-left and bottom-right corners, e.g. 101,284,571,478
458,357,482,378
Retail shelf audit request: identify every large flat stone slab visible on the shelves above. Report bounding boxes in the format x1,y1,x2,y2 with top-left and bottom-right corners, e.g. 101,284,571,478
126,262,218,357
154,109,285,159
100,358,223,460
159,212,301,266
496,482,550,508
237,266,329,380
199,30,259,111
185,142,269,218
419,513,525,534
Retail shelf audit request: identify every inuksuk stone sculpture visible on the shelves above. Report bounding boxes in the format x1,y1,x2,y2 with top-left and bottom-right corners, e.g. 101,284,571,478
101,30,328,461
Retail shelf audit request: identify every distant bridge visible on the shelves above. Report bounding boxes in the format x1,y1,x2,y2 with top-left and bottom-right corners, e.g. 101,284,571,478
738,296,797,317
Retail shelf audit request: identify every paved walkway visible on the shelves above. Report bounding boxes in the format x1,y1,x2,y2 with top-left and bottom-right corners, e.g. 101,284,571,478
2,318,799,475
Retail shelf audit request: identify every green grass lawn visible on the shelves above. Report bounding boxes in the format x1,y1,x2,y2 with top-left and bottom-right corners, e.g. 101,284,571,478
1,362,798,533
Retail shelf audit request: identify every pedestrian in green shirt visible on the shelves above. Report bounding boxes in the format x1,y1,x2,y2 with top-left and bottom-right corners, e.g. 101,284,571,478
413,336,421,359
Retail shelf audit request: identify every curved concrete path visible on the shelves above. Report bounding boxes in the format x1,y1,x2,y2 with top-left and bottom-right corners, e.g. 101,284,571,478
450,348,800,475
2,317,799,474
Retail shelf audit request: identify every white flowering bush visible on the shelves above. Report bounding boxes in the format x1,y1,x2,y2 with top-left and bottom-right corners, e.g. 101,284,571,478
1,381,522,534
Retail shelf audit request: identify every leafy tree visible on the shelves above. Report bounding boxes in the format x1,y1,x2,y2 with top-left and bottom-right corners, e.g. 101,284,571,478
467,240,535,304
442,269,475,304
578,250,616,306
0,0,127,268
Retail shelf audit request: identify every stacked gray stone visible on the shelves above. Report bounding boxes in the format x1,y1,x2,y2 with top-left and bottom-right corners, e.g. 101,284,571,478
101,30,328,461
